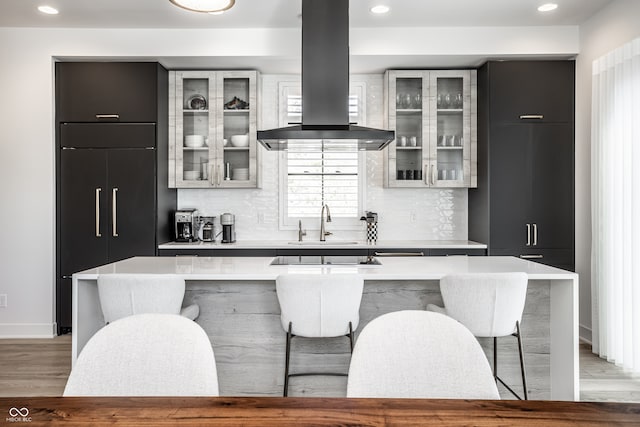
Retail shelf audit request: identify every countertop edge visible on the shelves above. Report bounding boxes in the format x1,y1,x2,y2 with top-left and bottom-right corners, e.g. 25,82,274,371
158,240,488,250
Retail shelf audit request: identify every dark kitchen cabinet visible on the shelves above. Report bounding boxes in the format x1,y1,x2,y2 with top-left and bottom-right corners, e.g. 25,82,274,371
56,63,176,334
60,147,157,276
469,61,575,271
487,61,574,124
56,62,159,123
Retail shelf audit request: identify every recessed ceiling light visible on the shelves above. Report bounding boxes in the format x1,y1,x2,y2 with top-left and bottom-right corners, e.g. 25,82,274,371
538,3,558,12
38,5,59,15
169,0,234,13
370,5,390,14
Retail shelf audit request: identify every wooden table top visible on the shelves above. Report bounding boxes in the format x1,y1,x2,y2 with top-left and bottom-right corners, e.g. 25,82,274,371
2,397,640,426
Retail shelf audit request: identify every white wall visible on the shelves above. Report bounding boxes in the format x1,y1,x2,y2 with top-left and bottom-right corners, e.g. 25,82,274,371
180,74,469,242
0,25,578,337
576,0,640,342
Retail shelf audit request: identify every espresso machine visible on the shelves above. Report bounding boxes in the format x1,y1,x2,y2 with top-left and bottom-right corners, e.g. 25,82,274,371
175,209,198,242
220,213,236,243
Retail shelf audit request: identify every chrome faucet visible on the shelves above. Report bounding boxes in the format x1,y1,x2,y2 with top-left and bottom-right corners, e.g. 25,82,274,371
298,220,307,242
320,204,332,241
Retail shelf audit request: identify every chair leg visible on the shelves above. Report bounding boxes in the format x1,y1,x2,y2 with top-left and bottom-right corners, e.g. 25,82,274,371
493,336,498,381
348,321,354,353
284,321,292,397
516,320,528,400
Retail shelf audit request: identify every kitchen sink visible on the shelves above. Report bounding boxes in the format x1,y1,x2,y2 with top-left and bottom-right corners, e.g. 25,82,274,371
288,241,360,245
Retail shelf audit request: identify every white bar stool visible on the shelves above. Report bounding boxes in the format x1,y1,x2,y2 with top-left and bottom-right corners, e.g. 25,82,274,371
64,313,218,396
276,274,364,397
347,310,500,399
427,272,529,399
97,273,200,324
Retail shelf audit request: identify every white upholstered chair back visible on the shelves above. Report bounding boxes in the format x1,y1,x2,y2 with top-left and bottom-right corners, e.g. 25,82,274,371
346,310,500,399
436,272,528,337
63,313,219,396
276,274,364,337
97,274,197,324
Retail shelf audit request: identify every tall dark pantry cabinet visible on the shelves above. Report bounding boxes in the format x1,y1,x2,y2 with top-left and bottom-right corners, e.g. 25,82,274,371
55,62,176,334
469,61,575,271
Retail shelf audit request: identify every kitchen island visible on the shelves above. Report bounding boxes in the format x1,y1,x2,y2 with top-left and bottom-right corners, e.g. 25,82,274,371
72,256,578,400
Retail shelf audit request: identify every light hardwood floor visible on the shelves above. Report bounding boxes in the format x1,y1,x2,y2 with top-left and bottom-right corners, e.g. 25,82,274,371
1,336,639,401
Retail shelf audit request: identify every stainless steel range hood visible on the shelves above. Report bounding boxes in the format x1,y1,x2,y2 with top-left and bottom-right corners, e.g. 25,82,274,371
257,0,394,151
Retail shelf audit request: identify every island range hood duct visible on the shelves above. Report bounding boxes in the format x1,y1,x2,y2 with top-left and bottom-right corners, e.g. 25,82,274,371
257,0,394,151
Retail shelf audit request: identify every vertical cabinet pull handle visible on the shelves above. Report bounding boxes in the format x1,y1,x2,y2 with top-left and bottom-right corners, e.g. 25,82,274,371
217,167,221,186
526,223,531,246
533,223,538,246
432,165,437,185
112,188,119,237
210,165,215,186
424,165,429,185
95,188,102,237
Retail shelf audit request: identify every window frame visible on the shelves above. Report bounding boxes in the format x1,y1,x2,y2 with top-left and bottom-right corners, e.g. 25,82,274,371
278,80,367,231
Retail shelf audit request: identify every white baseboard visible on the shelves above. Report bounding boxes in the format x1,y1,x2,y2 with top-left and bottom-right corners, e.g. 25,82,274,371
579,324,592,345
0,323,56,338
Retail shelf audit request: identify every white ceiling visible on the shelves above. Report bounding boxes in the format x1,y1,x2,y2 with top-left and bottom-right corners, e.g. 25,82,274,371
1,0,613,29
1,0,613,72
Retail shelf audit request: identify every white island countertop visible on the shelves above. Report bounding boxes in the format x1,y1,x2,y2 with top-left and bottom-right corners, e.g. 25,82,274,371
158,239,487,250
73,255,578,400
75,255,572,281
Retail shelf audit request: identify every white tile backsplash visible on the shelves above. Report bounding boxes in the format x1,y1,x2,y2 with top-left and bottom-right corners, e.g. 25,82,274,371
178,74,468,242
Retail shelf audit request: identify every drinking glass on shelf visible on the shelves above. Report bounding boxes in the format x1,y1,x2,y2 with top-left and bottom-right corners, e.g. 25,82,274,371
396,93,403,108
401,93,412,109
444,93,451,109
412,93,422,109
437,94,443,109
455,93,463,109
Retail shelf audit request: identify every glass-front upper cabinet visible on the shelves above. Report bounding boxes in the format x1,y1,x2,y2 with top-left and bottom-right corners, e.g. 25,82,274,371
384,69,477,188
169,70,258,188
384,70,429,188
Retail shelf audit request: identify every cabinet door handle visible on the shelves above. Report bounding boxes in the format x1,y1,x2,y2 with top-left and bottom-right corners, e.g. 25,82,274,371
519,114,544,120
526,223,531,246
520,254,543,259
424,165,429,185
533,223,538,246
112,188,119,237
217,167,221,186
95,114,120,120
374,252,424,257
431,164,436,185
95,188,102,237
209,165,215,186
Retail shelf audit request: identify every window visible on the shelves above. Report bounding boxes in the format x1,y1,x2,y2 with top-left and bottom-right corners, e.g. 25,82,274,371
278,81,366,229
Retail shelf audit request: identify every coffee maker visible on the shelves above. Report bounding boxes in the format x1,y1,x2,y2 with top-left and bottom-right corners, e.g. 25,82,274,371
197,216,216,242
220,213,236,243
175,209,198,242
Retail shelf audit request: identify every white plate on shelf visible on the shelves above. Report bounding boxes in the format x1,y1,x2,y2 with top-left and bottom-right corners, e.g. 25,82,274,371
184,170,201,180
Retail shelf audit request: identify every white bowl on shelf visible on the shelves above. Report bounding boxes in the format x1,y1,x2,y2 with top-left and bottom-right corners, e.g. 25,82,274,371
230,134,249,147
184,170,201,180
185,135,206,148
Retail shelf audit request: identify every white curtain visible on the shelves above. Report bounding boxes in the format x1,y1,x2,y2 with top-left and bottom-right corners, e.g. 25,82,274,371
591,37,640,372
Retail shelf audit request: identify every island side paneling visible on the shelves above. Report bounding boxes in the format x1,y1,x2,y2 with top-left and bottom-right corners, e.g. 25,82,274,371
184,279,550,399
